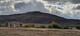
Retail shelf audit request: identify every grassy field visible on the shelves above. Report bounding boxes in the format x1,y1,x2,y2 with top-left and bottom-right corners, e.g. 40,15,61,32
0,27,80,36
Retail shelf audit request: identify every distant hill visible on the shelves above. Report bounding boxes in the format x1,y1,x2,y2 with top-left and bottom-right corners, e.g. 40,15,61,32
0,11,80,26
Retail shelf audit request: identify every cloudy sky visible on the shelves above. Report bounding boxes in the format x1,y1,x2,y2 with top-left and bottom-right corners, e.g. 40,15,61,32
0,0,80,19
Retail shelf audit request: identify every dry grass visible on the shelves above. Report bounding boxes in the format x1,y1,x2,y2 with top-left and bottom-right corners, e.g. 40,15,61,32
0,27,80,36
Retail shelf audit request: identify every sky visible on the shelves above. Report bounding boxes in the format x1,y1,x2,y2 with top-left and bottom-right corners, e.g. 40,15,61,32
0,0,80,19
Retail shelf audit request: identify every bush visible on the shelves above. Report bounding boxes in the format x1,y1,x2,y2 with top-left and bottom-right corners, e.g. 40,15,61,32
48,25,52,28
50,22,61,28
25,24,35,28
63,26,69,29
40,25,46,28
48,24,61,28
0,24,1,27
25,25,28,27
76,26,80,29
5,23,8,27
52,24,61,28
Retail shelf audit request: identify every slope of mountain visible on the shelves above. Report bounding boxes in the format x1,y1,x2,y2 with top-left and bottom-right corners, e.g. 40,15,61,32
0,11,80,26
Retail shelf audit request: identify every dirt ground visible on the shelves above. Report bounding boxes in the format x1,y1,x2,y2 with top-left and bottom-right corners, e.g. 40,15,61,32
0,27,80,36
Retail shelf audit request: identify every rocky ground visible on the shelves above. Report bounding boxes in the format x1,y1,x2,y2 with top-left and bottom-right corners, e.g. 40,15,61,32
0,27,80,36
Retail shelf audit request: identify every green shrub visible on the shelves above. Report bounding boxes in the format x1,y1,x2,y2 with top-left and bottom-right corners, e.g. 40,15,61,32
40,25,46,28
0,24,1,27
48,25,52,28
25,25,28,27
5,23,8,27
52,24,61,28
63,26,69,29
76,26,80,29
25,24,35,28
50,22,61,28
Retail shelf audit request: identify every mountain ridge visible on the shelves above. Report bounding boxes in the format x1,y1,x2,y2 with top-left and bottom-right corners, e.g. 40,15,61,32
0,11,79,26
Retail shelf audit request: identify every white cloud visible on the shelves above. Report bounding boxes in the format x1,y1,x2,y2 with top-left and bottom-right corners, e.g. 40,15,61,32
0,0,80,19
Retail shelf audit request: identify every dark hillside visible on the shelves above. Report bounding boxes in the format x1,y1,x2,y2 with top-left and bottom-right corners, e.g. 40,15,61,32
0,11,79,26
